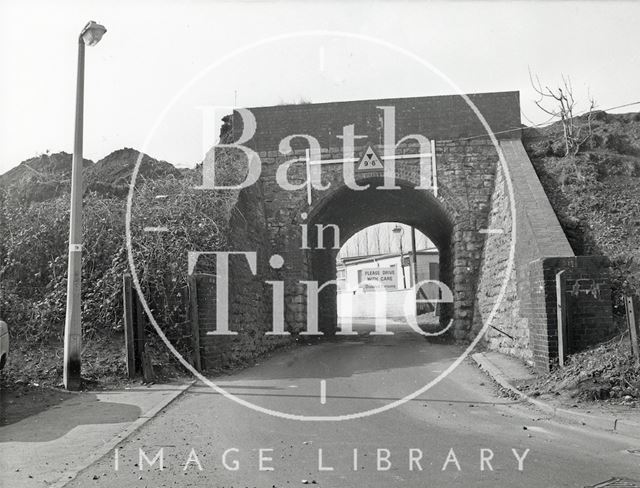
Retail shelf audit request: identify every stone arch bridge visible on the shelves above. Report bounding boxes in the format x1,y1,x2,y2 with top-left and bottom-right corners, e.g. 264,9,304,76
190,91,614,372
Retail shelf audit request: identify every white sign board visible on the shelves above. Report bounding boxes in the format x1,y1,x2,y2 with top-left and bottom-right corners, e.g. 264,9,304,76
360,267,397,289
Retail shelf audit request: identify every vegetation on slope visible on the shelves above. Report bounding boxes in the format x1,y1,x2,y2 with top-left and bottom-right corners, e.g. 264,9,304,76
0,149,236,387
522,110,640,404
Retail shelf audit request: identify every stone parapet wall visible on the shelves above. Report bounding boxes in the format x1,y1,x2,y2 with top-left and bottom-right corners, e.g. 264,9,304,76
472,162,531,362
194,184,292,370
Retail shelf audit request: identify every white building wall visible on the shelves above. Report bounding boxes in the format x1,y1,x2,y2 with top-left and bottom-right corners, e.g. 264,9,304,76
337,252,440,319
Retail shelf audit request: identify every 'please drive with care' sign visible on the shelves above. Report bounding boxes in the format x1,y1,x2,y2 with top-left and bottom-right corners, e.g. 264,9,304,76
359,267,398,289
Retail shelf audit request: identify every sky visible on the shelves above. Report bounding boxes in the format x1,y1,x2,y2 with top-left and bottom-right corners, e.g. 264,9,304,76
339,223,432,259
1,0,639,174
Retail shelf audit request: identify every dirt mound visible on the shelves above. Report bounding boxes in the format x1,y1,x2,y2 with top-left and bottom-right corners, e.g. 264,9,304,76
86,148,182,197
0,152,93,202
0,148,183,202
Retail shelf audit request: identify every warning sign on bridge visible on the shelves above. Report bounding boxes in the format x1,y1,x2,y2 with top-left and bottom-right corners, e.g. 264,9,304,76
357,146,384,171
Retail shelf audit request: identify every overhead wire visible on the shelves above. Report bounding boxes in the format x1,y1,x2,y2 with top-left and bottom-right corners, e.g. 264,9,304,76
442,100,640,143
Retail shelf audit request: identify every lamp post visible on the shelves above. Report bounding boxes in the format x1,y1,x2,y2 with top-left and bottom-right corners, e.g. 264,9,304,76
63,21,107,390
410,226,418,287
392,225,407,289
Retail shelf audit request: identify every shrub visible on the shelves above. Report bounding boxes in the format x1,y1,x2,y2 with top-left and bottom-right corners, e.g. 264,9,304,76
0,169,236,361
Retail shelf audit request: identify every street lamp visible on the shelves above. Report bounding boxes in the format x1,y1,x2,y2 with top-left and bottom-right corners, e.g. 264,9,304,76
63,20,107,390
392,225,407,289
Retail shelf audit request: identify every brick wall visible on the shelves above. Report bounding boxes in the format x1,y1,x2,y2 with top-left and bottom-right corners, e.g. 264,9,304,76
233,91,521,149
528,256,615,372
256,137,501,339
193,92,615,372
224,92,524,340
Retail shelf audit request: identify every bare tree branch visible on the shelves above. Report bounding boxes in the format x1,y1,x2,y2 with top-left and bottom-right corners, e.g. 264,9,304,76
529,70,597,160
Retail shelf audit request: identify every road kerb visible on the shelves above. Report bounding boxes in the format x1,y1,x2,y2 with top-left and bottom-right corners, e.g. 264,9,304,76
48,380,195,488
471,352,640,439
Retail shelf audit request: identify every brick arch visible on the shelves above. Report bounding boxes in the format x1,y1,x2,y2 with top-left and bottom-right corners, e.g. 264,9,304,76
284,176,472,336
191,92,611,373
300,174,457,230
290,171,475,242
301,177,454,245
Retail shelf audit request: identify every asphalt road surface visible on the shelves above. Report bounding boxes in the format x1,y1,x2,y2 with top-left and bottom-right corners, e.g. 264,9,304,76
69,322,640,487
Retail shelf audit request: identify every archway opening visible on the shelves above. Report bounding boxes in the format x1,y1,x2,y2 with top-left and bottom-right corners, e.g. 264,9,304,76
304,177,456,337
336,223,441,327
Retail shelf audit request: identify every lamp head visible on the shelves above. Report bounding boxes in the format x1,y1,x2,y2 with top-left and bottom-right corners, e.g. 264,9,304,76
392,225,403,235
81,21,107,46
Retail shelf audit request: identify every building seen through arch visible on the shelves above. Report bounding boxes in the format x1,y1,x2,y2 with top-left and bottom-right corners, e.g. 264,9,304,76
336,223,440,321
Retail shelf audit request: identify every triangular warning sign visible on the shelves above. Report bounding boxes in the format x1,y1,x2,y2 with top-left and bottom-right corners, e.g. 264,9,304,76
357,146,384,171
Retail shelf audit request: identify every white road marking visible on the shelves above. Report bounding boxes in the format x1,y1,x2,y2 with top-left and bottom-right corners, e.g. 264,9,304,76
320,380,327,405
479,228,504,234
144,226,169,232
